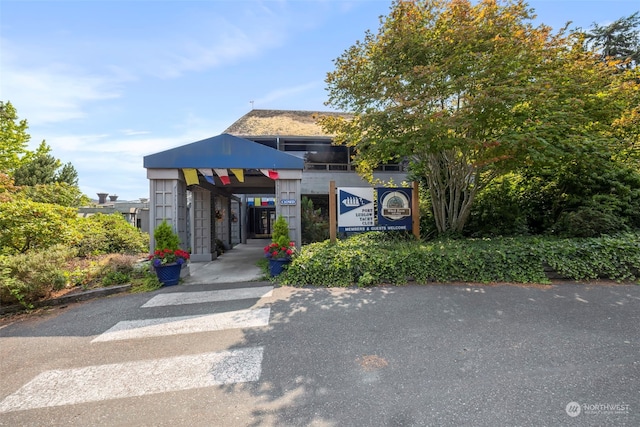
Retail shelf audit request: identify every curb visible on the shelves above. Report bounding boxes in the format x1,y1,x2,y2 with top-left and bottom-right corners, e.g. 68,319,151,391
0,284,132,315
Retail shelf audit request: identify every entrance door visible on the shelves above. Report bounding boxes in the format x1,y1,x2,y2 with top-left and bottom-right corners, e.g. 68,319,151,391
250,207,276,238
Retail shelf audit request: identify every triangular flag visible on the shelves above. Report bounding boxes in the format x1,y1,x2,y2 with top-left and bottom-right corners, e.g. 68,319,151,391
183,168,199,186
230,168,244,183
260,169,279,180
214,168,231,185
198,168,215,185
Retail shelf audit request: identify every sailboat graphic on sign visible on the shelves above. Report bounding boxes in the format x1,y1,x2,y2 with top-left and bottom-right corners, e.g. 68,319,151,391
339,190,372,214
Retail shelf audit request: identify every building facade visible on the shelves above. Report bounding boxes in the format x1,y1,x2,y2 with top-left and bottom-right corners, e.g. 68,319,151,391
143,109,409,261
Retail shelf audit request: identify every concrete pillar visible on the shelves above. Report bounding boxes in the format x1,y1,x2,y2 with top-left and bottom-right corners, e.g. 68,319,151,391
147,169,188,252
190,186,212,262
275,170,303,248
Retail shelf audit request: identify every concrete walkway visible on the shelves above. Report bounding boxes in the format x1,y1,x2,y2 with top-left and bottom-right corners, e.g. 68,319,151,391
184,239,268,285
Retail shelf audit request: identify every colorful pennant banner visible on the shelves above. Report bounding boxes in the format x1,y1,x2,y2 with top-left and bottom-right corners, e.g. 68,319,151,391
230,168,245,183
214,169,231,185
197,168,215,185
260,169,279,180
183,168,280,185
182,168,199,186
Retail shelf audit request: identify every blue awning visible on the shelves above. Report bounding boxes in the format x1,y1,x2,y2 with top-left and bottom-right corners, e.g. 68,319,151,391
143,133,304,170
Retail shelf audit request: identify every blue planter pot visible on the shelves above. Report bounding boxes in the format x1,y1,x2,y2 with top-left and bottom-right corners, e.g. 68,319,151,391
155,263,182,286
268,258,291,277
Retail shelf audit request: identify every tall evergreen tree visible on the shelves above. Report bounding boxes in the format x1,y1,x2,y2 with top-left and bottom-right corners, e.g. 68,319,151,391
56,162,79,186
13,141,60,186
584,12,640,68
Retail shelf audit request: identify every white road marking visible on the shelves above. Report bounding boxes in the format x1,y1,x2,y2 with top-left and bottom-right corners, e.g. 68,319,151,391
0,347,264,413
141,286,273,308
91,308,270,343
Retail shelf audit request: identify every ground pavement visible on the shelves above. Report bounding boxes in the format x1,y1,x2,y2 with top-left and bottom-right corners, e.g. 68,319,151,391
0,240,638,426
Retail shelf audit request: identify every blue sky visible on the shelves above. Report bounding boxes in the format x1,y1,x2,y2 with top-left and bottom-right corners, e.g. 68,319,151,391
1,0,638,201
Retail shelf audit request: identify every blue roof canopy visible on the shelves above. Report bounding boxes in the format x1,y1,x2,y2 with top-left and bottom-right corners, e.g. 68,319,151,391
143,133,304,169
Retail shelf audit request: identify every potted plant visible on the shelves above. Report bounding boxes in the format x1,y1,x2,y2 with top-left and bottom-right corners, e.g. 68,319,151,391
149,220,189,286
264,215,296,277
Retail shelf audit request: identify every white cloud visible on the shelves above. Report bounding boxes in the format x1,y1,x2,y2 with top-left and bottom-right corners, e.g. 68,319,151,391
121,129,151,136
1,68,121,125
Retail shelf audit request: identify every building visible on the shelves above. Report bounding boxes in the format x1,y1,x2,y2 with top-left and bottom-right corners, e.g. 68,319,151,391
78,195,150,234
143,109,408,261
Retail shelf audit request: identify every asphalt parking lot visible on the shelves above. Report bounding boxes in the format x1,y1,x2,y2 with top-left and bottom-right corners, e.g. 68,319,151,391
1,277,638,426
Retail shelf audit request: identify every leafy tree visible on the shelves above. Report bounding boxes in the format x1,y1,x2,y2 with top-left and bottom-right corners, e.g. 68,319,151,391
21,182,90,207
584,11,640,68
0,198,80,254
321,0,639,234
0,101,30,174
0,173,19,202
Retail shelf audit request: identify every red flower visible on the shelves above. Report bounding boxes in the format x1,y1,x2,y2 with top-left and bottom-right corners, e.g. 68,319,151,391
264,241,296,259
148,248,190,266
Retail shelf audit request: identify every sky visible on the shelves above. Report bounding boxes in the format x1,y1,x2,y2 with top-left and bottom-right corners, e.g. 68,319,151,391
1,0,639,201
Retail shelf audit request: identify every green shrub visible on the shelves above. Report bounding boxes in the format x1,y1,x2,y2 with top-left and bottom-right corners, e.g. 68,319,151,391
466,175,529,237
280,232,640,287
102,270,130,286
522,157,640,237
552,198,630,237
0,245,76,307
541,233,640,281
129,261,162,293
0,198,80,254
98,253,137,286
76,213,149,257
153,220,180,251
301,197,329,244
271,215,291,247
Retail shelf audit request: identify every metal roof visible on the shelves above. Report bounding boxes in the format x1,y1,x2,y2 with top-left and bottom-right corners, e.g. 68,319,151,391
143,133,304,169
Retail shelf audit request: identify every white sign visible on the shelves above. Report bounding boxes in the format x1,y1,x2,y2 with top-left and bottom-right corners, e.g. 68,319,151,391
338,187,374,230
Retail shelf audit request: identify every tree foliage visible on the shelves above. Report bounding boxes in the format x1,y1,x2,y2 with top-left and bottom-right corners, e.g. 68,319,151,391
0,198,80,254
12,141,80,187
153,220,180,251
21,182,90,207
0,101,30,175
76,213,149,256
1,102,82,188
12,141,60,186
301,197,329,244
56,162,79,186
584,11,640,68
321,0,640,235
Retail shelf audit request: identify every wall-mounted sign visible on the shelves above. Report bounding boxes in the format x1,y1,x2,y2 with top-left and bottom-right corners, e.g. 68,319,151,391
377,188,412,230
280,199,297,205
338,187,374,232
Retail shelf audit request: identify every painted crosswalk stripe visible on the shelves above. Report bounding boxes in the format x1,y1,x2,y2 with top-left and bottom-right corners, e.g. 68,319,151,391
0,347,263,413
91,308,270,343
141,286,273,308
